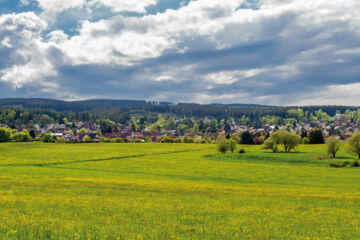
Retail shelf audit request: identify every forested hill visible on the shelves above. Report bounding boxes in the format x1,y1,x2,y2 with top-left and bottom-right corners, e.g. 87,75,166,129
0,98,359,119
0,98,148,111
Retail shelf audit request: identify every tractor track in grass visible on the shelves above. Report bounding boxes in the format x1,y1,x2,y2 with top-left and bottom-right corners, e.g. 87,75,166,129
0,149,201,167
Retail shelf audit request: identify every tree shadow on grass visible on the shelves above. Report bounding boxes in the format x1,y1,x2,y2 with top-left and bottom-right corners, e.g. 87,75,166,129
0,149,200,167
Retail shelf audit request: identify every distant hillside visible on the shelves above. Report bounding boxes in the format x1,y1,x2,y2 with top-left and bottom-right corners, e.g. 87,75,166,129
0,98,152,111
0,98,359,120
0,98,270,111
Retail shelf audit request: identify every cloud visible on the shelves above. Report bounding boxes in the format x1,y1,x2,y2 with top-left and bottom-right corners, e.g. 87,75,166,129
0,0,360,104
89,0,158,13
0,12,60,89
32,0,160,24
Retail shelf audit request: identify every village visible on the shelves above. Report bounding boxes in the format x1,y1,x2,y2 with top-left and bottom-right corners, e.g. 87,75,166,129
0,111,358,144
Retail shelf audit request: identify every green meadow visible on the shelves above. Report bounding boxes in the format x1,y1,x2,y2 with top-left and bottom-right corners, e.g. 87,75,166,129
0,143,360,239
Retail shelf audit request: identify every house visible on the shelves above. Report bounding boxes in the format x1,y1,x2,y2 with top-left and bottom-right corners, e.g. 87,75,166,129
105,132,123,139
130,132,144,140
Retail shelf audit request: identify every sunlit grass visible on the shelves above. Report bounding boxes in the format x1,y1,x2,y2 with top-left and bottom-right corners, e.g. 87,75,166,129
0,143,359,239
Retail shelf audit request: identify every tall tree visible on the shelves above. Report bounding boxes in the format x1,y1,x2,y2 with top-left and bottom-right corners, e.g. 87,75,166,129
309,128,324,144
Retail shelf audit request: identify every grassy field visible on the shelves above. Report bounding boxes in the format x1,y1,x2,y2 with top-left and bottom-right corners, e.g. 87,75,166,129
0,143,360,239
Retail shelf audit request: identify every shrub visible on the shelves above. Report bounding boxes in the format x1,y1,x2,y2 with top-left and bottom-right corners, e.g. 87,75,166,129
351,160,360,167
217,139,229,154
162,136,174,143
183,136,194,143
115,138,125,143
238,149,246,154
329,161,348,168
11,131,32,142
78,128,88,134
56,137,66,143
83,136,91,143
0,128,11,142
42,134,55,143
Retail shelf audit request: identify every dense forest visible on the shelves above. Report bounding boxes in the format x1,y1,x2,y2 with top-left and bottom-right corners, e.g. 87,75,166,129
0,98,358,123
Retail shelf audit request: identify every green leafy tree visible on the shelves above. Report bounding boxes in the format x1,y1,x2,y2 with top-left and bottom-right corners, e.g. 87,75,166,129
230,134,241,144
309,128,324,144
78,128,88,134
262,137,277,152
12,130,32,142
209,119,218,133
177,124,188,136
282,131,301,152
326,137,341,158
193,123,200,134
217,139,229,154
241,131,253,145
347,131,360,159
262,130,301,153
29,129,36,138
229,139,237,153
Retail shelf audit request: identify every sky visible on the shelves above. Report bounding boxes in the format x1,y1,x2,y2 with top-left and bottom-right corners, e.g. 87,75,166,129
0,0,359,105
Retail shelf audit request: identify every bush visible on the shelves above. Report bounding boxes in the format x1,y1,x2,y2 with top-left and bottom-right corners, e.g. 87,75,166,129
238,149,246,154
42,134,55,143
0,128,11,142
351,160,360,167
329,161,348,168
11,131,32,142
83,136,91,143
217,139,229,154
78,128,88,134
115,138,125,143
162,136,174,143
56,137,66,143
183,136,194,143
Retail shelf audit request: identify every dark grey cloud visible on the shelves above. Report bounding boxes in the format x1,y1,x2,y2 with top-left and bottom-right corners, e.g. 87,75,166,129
0,0,360,105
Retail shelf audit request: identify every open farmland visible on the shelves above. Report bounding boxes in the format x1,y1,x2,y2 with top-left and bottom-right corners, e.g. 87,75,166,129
0,143,360,239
